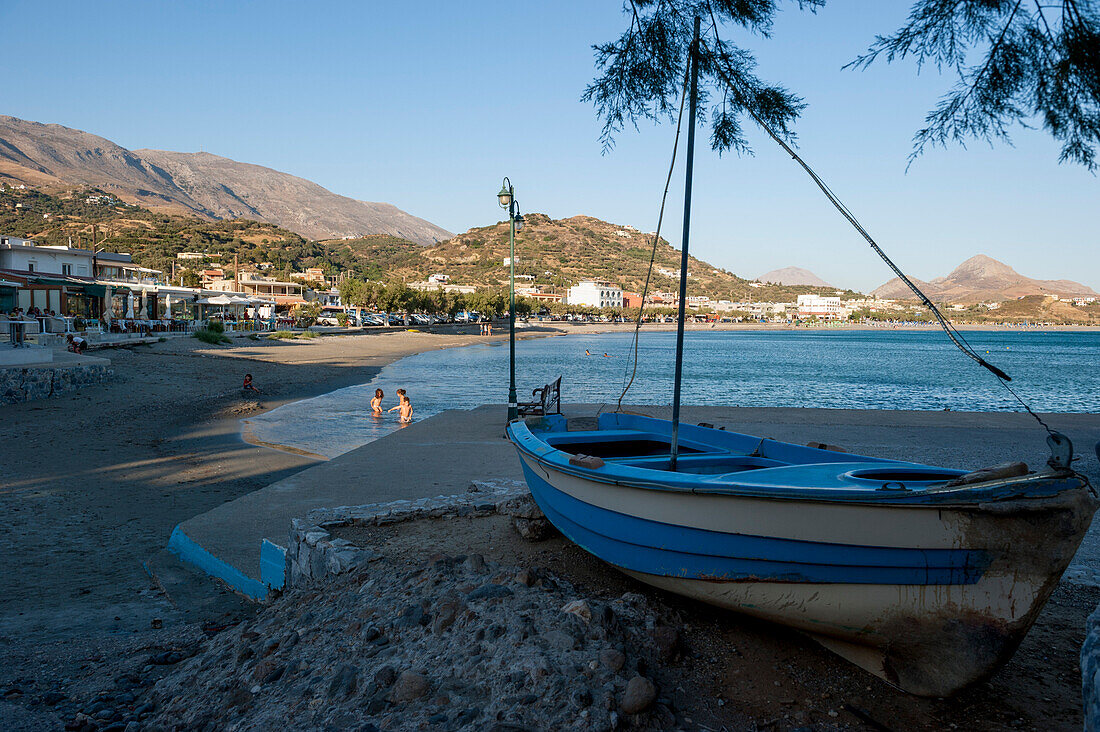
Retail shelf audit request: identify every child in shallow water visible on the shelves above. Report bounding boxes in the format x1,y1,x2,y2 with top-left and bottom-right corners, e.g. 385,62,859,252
371,388,384,414
388,388,413,423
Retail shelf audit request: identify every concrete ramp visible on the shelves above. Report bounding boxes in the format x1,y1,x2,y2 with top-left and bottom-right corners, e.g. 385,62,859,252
167,403,1100,600
169,404,520,599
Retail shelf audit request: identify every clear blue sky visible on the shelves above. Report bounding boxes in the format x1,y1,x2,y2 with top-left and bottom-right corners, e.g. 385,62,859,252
2,1,1096,292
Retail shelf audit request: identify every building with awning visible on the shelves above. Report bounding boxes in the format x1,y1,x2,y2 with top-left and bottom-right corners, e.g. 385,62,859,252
207,274,306,310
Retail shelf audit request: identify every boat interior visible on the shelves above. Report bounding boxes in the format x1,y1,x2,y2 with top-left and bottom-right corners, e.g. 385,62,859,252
527,413,970,486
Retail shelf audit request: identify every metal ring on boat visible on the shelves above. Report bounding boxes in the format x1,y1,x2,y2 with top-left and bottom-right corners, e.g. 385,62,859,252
877,481,909,492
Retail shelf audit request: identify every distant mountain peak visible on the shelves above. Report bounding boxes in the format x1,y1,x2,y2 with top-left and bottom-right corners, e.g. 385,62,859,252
872,254,1096,302
0,115,451,244
756,266,833,288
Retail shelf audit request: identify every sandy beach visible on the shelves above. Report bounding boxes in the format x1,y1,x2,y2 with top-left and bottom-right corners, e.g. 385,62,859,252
2,323,1097,730
0,327,540,728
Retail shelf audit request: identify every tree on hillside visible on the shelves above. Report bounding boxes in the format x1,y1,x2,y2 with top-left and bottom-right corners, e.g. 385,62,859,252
179,269,200,288
588,1,1100,169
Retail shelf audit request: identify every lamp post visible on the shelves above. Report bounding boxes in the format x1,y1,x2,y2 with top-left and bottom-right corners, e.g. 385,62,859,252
497,178,525,421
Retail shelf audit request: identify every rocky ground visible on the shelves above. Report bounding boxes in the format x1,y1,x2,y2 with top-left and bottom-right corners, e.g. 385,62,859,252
3,505,1088,732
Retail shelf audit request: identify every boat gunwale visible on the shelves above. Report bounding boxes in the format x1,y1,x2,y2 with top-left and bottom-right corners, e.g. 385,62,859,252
506,419,1086,507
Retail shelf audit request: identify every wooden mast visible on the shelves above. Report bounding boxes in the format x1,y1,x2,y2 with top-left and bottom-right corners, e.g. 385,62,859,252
669,16,700,472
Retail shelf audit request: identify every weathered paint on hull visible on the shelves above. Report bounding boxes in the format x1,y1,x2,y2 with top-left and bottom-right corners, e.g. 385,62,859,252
515,450,1096,696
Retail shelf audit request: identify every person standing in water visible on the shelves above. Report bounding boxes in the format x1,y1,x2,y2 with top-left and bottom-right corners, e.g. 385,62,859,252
371,388,384,414
388,388,413,423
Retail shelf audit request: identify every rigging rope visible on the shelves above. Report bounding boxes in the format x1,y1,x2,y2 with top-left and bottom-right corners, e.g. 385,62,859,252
616,62,693,412
702,25,1056,438
615,21,1055,441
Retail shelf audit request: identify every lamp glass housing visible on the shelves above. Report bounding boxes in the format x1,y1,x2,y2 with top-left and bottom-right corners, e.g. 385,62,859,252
514,214,525,232
497,185,513,208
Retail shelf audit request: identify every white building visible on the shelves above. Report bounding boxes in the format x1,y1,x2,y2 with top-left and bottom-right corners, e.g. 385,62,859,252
566,280,623,309
796,294,846,320
409,280,477,295
0,236,96,277
428,273,450,284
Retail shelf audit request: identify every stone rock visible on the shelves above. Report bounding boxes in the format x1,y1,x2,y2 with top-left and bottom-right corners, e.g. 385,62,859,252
512,517,556,541
620,676,657,714
463,554,486,573
514,568,535,586
373,665,397,688
431,600,461,635
328,665,357,699
497,494,545,519
467,584,513,601
389,671,430,703
561,600,592,623
395,603,428,628
600,648,626,672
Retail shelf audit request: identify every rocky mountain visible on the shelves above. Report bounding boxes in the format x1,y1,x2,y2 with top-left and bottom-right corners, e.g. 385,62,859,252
872,254,1096,303
0,115,451,244
756,266,832,288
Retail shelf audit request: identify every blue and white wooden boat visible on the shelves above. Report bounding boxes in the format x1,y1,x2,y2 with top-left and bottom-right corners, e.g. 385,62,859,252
504,19,1096,697
506,412,1097,696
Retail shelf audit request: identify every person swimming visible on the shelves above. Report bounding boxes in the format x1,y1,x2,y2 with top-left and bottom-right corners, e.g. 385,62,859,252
371,388,384,413
585,349,591,356
388,388,413,423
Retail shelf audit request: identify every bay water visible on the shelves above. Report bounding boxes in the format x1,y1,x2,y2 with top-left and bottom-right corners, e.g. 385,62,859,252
244,329,1099,459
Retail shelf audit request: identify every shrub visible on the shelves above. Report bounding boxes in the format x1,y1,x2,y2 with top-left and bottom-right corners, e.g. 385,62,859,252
193,328,231,345
267,330,297,340
297,329,318,339
206,320,226,334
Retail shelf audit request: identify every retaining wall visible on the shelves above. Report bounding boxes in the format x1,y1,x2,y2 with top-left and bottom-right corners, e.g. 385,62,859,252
0,361,113,404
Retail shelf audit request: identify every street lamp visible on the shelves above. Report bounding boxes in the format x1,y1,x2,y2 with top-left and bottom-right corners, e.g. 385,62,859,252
498,177,521,421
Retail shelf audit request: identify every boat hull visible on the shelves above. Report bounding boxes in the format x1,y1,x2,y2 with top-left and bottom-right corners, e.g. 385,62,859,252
512,442,1096,697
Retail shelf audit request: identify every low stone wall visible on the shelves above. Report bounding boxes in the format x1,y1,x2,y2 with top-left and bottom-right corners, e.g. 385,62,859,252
284,479,529,588
0,362,113,404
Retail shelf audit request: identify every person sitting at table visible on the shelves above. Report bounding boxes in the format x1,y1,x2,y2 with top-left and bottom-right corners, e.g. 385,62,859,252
66,333,88,354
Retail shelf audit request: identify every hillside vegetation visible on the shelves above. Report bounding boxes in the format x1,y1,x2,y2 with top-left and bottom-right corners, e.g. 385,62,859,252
0,187,372,279
326,214,853,301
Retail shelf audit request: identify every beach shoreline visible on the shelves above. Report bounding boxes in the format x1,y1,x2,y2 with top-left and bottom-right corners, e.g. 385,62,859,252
0,326,553,729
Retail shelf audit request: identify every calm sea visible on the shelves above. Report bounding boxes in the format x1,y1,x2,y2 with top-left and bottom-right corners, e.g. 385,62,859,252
244,329,1100,458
